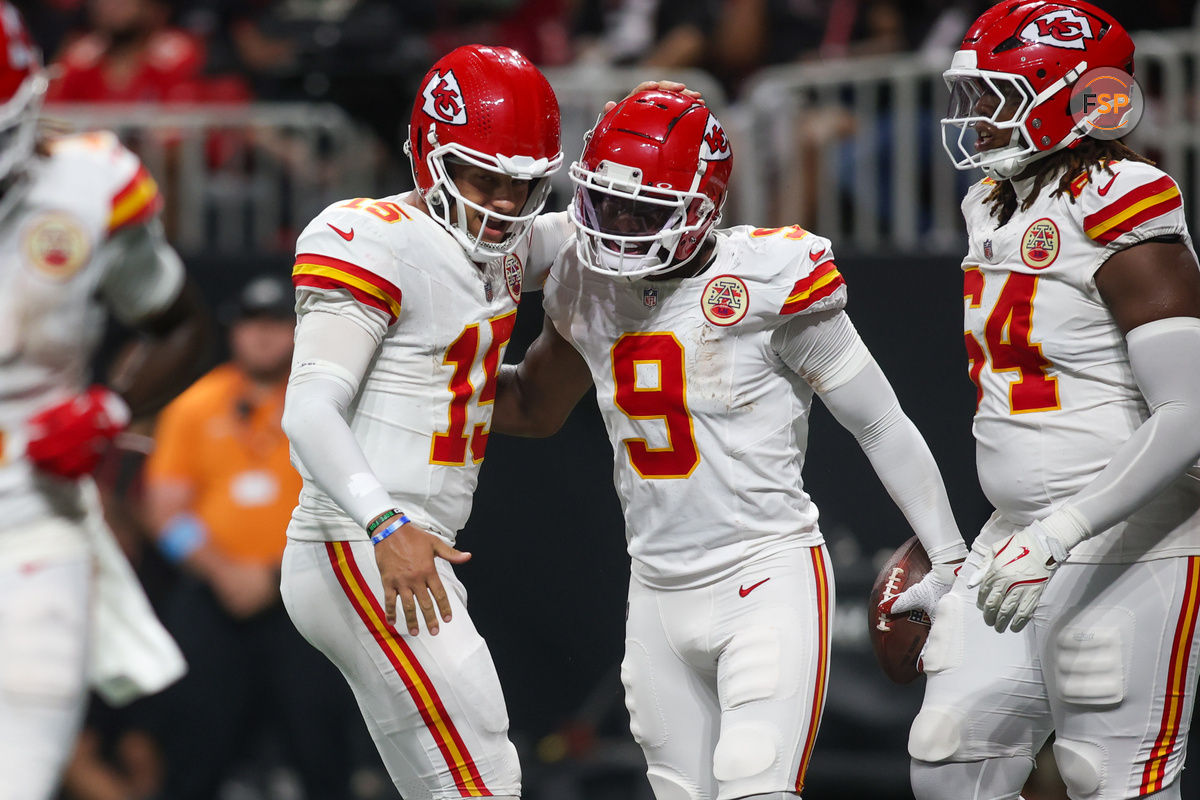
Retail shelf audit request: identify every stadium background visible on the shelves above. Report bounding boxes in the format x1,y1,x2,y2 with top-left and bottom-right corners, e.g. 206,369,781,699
20,1,1200,798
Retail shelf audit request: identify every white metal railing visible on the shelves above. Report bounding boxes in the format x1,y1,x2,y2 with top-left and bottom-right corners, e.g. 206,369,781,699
735,28,1200,254
44,33,1199,256
42,102,397,253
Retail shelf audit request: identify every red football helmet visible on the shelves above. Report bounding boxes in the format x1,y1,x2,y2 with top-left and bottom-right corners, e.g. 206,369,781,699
570,90,731,278
941,0,1134,179
0,2,44,186
405,44,561,260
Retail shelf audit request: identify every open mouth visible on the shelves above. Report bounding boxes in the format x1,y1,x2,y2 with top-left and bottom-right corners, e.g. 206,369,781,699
974,124,998,152
482,220,511,241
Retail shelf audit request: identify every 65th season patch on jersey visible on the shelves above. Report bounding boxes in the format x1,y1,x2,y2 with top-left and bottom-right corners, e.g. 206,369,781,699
1021,218,1060,269
23,212,90,280
701,275,748,325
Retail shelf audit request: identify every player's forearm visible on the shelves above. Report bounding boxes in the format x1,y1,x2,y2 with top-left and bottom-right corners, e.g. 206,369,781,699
282,371,395,528
284,310,396,527
493,364,567,437
1060,317,1200,540
821,364,966,561
108,280,213,418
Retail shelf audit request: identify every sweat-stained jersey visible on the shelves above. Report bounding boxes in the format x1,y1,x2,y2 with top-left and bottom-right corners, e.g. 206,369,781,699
0,132,176,537
961,159,1200,563
288,199,570,543
543,224,847,589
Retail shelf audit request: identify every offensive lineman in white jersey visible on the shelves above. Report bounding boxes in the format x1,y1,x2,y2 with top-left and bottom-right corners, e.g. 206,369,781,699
491,90,967,800
280,44,696,799
0,4,208,798
908,2,1200,799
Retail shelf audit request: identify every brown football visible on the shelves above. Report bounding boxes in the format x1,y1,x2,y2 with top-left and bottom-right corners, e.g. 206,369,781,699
868,535,933,684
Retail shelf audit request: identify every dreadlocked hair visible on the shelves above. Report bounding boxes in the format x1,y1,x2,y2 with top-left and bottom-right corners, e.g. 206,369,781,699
984,138,1154,227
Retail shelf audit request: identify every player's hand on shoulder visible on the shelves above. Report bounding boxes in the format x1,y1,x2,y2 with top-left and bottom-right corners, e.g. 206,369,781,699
605,80,704,113
25,386,130,479
371,517,471,637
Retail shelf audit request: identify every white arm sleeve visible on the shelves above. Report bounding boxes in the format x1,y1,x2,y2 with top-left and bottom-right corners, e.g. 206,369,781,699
97,221,186,325
817,357,967,563
771,310,872,393
1063,317,1200,540
282,309,396,528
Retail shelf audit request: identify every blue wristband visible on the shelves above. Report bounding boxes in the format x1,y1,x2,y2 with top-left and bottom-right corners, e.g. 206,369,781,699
370,514,410,545
158,513,208,563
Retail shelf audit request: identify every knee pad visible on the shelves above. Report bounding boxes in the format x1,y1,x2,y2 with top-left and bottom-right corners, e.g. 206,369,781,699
908,706,964,763
911,757,1032,800
1052,738,1104,799
1053,624,1125,706
712,722,777,782
718,626,782,708
647,769,699,800
622,641,668,750
450,639,511,735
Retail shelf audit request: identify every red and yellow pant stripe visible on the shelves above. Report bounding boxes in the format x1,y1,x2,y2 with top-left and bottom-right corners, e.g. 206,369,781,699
1140,556,1200,795
795,546,832,793
324,541,491,797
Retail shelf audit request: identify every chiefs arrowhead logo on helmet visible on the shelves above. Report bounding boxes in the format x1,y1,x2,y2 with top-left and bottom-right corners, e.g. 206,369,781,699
421,68,467,125
1020,8,1094,50
699,114,731,161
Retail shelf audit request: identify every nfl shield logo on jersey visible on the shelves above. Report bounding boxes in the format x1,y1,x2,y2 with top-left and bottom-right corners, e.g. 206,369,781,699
643,288,658,308
983,239,993,260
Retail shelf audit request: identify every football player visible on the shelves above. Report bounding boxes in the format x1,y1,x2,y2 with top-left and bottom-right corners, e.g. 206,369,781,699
279,44,697,799
909,2,1200,799
0,3,208,798
489,90,968,800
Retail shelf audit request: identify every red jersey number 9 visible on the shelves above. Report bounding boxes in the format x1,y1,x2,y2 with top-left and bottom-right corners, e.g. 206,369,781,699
611,332,700,479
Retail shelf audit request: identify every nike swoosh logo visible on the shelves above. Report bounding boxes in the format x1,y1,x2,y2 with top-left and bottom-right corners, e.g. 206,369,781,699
1000,546,1030,569
1097,172,1120,196
739,578,770,597
328,223,355,241
809,247,827,262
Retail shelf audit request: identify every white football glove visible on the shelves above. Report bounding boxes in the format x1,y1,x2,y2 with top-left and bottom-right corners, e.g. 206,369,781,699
885,560,961,622
967,508,1088,633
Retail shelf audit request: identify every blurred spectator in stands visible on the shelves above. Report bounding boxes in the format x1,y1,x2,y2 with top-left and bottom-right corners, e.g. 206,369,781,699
573,0,721,70
427,0,573,65
141,274,360,800
177,0,425,157
12,0,85,61
45,0,247,103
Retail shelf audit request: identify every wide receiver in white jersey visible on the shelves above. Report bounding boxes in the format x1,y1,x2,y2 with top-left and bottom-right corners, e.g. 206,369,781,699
0,4,208,798
908,2,1200,800
490,89,967,800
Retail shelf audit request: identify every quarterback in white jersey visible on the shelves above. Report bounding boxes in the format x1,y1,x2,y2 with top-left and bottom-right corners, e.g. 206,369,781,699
0,5,206,798
492,90,967,800
280,44,592,800
910,3,1200,800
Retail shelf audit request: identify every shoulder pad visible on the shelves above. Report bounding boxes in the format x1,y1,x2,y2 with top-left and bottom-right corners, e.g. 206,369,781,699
1080,161,1183,246
48,132,163,235
292,198,410,325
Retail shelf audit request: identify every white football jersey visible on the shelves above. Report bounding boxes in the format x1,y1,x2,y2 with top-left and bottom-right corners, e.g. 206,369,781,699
288,199,570,542
961,160,1200,563
0,132,178,535
544,224,848,589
